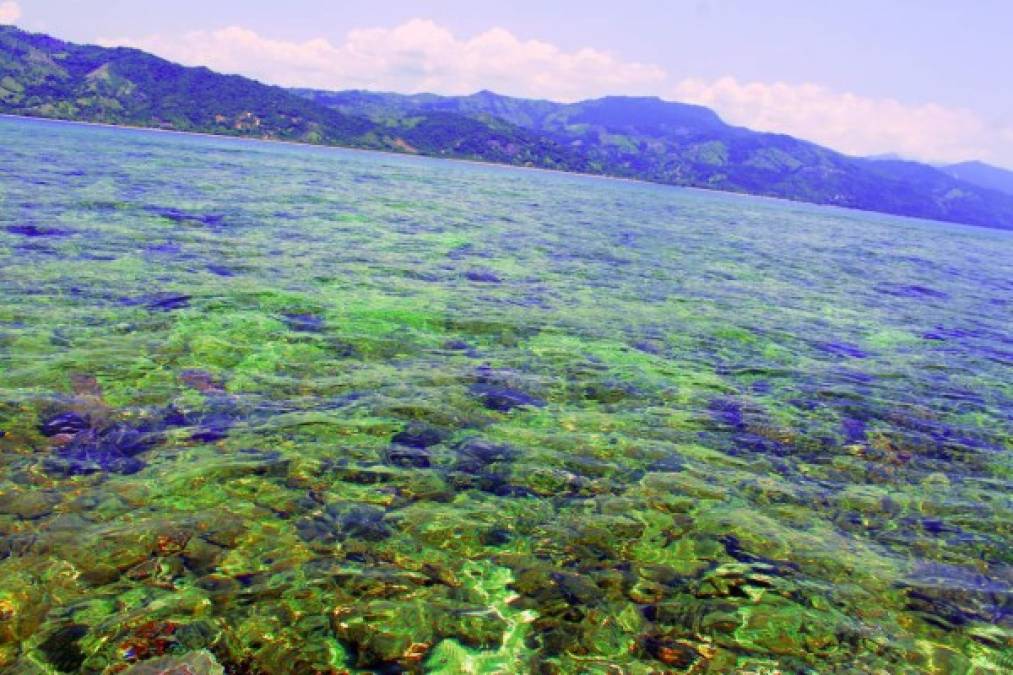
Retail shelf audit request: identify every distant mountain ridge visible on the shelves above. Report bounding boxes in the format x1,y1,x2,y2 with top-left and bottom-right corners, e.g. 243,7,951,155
296,88,1013,229
940,161,1013,197
2,25,1013,230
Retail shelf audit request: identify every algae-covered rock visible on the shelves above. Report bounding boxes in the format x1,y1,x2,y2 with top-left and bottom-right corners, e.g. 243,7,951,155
121,650,224,674
296,501,390,544
36,623,89,672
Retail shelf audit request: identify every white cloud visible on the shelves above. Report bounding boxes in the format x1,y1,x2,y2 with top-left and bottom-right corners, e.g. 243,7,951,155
99,19,1012,166
0,1,21,24
99,19,666,102
672,77,995,164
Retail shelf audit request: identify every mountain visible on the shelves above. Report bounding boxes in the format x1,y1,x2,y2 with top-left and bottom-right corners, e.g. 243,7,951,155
0,26,590,172
0,27,379,146
3,26,1013,230
296,88,1013,229
940,161,1013,197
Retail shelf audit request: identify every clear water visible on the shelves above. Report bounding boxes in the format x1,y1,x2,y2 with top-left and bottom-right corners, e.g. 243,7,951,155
0,116,1010,673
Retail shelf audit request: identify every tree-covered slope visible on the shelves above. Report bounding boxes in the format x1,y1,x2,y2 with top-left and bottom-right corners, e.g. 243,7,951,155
0,27,588,171
0,26,381,146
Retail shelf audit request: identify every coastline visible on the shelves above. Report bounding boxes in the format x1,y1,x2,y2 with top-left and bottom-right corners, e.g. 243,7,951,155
0,111,652,188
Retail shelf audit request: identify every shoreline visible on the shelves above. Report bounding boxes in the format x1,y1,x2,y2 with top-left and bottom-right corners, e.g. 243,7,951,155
0,111,653,187
0,112,1002,231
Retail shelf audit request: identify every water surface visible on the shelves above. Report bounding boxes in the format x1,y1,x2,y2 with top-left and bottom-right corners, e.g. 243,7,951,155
0,116,1011,673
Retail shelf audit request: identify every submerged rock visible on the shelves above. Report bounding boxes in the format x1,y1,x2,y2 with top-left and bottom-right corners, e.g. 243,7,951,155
707,397,746,430
282,312,326,333
206,263,235,277
384,445,433,468
391,422,446,449
297,502,391,544
454,438,517,473
39,411,90,437
5,224,72,238
147,293,192,311
147,207,225,227
0,489,60,519
121,650,224,675
447,438,524,496
465,269,502,283
36,624,88,672
900,562,1011,628
640,634,705,669
471,385,545,412
41,417,162,477
179,370,226,394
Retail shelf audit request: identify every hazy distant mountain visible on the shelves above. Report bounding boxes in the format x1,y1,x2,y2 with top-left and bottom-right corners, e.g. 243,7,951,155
3,25,1013,230
865,152,905,161
940,161,1013,197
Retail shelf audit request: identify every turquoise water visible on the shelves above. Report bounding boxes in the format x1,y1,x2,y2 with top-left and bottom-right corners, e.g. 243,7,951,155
0,116,1010,673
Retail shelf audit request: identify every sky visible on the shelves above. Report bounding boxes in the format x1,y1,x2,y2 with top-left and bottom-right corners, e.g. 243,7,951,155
4,1,1012,167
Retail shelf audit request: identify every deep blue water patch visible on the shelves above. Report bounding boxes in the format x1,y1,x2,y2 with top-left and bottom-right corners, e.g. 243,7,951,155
5,224,72,237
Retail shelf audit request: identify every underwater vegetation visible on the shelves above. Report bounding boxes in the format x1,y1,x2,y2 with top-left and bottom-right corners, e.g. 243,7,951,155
0,116,1011,673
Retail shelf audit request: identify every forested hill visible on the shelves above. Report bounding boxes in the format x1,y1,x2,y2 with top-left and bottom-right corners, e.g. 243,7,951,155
297,88,1013,230
3,25,1012,229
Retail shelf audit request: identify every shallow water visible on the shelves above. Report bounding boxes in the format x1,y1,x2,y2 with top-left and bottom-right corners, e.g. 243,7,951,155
0,116,1010,673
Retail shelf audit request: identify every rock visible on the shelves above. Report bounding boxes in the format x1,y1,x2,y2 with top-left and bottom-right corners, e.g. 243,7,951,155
189,424,231,443
42,423,161,477
146,207,225,227
449,438,521,495
179,370,226,394
145,293,192,311
297,502,390,544
5,224,71,238
384,445,433,469
206,264,234,277
455,438,516,470
641,634,704,669
390,423,446,449
481,528,513,546
582,379,639,404
647,454,685,473
332,597,505,670
282,313,325,333
68,373,104,398
471,385,544,412
465,269,502,283
36,624,88,672
38,411,90,437
0,490,60,519
900,562,1010,628
120,650,224,675
707,398,745,430
0,533,36,560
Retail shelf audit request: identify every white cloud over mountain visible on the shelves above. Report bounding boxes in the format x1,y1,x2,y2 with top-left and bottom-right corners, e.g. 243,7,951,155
100,20,666,102
0,2,21,24
672,77,992,164
100,19,1010,166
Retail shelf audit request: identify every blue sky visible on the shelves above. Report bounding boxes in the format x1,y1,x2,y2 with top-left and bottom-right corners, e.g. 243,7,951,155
5,1,1012,166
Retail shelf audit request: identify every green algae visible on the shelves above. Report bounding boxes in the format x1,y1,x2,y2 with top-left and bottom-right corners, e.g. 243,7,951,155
0,116,1011,673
